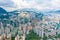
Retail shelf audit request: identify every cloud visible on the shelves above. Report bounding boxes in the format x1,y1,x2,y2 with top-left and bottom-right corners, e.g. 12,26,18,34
0,6,17,12
11,0,36,8
0,0,60,11
11,0,60,10
0,0,17,8
0,0,17,11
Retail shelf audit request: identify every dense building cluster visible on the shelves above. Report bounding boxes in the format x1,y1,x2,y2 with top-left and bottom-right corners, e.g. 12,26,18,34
0,7,60,40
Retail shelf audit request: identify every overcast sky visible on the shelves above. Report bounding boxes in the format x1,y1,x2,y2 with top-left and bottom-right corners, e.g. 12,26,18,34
0,0,60,11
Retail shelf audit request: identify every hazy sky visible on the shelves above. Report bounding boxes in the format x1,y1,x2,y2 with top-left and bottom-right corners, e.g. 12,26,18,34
0,0,60,11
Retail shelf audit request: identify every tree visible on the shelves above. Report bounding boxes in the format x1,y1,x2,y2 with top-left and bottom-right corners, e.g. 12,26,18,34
25,30,41,40
43,33,47,40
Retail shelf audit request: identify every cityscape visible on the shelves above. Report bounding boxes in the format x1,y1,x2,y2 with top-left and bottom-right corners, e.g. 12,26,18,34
0,7,60,40
0,0,60,40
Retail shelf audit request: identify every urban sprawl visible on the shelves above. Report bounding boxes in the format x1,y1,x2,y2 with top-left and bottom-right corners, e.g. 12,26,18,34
0,8,60,40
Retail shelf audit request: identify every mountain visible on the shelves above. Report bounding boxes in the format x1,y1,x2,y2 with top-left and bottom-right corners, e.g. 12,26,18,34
0,7,7,13
8,8,42,16
8,8,60,20
0,7,9,19
9,8,43,15
9,8,59,18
